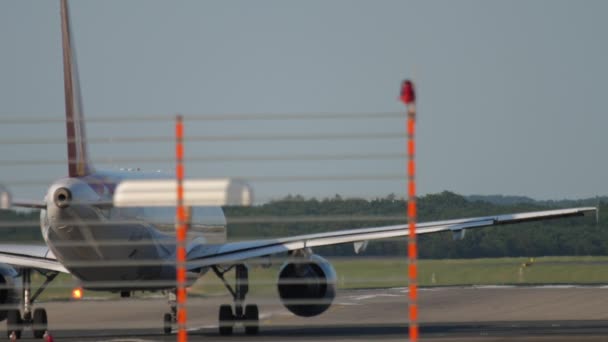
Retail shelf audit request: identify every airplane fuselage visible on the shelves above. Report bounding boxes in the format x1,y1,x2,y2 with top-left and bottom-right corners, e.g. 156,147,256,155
40,169,227,291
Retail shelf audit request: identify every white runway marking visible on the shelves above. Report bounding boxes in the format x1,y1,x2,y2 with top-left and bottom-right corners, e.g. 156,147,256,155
336,302,362,306
185,309,291,333
391,284,608,293
473,285,517,289
187,324,217,332
260,309,293,320
94,339,156,342
350,293,401,301
530,285,577,289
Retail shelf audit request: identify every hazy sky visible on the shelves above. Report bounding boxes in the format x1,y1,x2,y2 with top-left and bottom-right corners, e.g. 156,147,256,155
1,0,606,202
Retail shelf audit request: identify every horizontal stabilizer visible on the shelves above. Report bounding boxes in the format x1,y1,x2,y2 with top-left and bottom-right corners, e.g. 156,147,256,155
113,178,253,207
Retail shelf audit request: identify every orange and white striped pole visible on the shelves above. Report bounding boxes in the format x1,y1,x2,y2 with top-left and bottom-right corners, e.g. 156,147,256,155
175,115,188,342
400,80,418,341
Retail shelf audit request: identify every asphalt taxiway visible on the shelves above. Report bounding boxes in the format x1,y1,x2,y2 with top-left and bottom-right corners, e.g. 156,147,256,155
11,286,608,341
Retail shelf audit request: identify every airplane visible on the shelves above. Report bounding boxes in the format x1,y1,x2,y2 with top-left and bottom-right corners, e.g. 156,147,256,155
0,0,596,339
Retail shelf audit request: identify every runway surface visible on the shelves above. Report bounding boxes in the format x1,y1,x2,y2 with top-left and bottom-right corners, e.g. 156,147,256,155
10,286,608,341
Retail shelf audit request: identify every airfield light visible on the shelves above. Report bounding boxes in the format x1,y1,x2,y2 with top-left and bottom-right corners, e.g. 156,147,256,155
71,287,83,300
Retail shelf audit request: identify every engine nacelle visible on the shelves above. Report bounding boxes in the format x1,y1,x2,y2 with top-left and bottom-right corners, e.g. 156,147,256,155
0,264,19,321
277,254,337,317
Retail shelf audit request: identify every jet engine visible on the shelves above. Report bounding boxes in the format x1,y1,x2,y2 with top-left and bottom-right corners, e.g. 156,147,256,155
0,264,20,321
277,254,336,317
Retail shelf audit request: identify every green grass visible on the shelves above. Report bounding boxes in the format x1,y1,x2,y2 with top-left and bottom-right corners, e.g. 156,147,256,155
416,256,608,286
31,256,608,301
332,256,608,288
188,256,608,297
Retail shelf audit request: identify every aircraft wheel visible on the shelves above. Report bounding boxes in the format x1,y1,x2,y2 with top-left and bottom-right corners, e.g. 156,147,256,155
6,309,22,339
32,308,48,338
218,304,234,336
163,313,172,335
244,304,259,335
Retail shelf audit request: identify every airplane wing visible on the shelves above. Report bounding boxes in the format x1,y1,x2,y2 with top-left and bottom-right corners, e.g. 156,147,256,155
11,200,46,209
0,207,594,274
186,207,596,269
0,244,69,273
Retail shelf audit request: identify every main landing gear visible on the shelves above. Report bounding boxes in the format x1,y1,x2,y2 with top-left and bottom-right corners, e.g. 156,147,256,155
160,264,259,336
6,269,57,339
163,311,173,335
162,290,177,335
212,264,259,336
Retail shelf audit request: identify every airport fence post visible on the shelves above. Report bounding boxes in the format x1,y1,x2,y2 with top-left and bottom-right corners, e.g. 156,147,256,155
175,114,189,342
400,80,418,341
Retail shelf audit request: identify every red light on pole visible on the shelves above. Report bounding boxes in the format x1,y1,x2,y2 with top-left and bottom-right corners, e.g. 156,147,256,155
400,80,416,105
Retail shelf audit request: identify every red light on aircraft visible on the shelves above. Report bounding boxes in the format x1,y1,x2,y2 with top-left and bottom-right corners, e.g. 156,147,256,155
400,80,416,105
71,287,83,300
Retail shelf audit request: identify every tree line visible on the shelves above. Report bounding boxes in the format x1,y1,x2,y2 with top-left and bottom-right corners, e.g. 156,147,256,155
0,191,604,258
224,191,605,258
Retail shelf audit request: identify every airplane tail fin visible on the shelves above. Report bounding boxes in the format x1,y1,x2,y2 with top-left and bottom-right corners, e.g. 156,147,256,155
60,0,93,177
